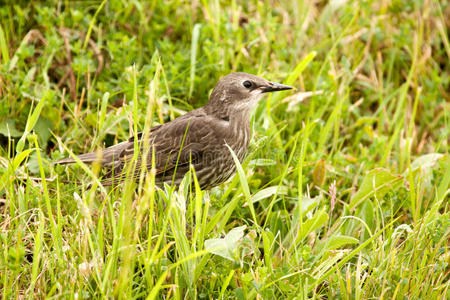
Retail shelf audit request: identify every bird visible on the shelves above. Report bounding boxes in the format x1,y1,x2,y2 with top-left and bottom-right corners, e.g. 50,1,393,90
55,72,293,189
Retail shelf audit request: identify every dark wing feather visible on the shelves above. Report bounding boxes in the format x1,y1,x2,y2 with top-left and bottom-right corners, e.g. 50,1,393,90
101,111,229,186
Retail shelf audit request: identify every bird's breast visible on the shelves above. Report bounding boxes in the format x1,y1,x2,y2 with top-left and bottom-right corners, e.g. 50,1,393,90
226,119,251,162
193,112,252,188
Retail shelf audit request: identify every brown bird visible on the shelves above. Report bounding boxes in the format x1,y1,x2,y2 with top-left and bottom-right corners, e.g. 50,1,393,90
55,72,292,189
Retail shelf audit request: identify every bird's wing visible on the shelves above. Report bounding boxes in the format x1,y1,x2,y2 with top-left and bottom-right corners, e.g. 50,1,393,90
102,114,228,185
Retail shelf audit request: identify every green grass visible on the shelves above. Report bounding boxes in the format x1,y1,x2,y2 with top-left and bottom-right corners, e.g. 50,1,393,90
1,0,449,298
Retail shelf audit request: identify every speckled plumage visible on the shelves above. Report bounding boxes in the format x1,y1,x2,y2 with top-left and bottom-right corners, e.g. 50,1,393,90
55,72,292,189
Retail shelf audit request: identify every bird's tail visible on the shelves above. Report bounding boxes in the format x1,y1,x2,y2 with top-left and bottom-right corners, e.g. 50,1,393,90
52,141,130,166
53,151,101,165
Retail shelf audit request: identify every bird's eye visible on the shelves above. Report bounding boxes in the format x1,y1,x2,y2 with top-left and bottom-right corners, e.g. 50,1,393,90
242,80,252,88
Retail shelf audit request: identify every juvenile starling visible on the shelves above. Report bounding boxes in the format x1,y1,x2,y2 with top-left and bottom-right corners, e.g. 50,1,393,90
55,72,292,189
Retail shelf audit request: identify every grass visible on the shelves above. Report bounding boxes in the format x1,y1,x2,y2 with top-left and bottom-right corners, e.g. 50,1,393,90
0,0,449,298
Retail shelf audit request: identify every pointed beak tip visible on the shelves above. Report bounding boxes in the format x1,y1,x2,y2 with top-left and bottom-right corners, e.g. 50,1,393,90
262,82,294,93
282,84,294,91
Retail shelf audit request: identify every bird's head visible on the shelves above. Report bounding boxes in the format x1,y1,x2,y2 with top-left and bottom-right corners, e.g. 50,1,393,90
207,72,293,115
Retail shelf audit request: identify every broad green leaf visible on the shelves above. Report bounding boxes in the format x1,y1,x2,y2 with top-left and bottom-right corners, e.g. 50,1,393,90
359,200,375,241
312,234,359,264
323,235,359,251
34,117,53,146
349,168,403,209
26,152,40,174
249,185,288,204
297,209,329,243
204,225,246,261
408,153,445,175
0,120,23,137
293,195,321,223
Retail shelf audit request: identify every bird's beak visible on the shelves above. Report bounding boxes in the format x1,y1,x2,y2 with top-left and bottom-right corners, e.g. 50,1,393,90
261,81,293,93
